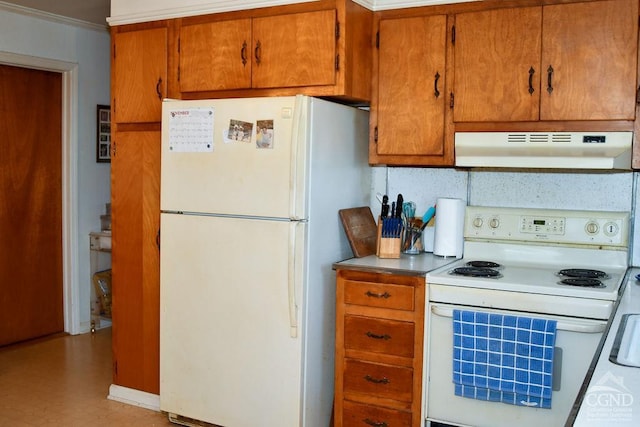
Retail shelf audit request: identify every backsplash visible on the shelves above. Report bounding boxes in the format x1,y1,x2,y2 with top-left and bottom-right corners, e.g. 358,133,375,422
369,166,638,265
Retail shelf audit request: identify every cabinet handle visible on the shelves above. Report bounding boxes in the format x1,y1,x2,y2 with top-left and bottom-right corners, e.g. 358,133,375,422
528,67,535,95
241,41,248,66
434,71,441,98
547,65,554,94
364,375,390,384
366,331,391,340
364,419,388,427
365,291,390,299
156,78,163,99
255,40,262,65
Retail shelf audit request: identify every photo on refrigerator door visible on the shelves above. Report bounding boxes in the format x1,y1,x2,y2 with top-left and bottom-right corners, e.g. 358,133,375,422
226,119,253,143
256,120,274,149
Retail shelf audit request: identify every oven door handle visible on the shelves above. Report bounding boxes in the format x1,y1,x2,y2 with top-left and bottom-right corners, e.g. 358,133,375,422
430,305,606,333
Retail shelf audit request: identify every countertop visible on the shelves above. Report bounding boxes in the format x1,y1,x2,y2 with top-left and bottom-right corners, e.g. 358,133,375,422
572,267,640,426
333,252,458,276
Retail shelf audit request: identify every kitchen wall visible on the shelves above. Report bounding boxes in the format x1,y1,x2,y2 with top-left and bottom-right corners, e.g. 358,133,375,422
0,8,111,333
370,167,639,266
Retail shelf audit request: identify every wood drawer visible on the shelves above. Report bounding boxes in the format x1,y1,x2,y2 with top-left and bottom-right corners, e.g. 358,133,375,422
344,315,414,358
343,400,412,427
343,359,413,402
344,280,414,311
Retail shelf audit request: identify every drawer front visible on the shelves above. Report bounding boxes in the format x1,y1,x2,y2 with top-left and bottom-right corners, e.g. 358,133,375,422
343,400,412,427
343,359,413,402
344,280,414,311
345,315,414,358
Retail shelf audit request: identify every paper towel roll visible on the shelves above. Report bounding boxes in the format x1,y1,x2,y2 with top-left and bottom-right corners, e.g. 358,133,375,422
433,198,465,258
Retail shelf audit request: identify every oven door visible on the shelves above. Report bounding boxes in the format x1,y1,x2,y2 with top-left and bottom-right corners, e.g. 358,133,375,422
425,303,606,427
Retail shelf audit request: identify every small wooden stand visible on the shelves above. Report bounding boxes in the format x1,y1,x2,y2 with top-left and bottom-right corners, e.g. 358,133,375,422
376,217,401,259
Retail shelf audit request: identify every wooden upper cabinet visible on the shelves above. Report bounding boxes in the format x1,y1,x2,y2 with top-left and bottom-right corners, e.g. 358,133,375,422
179,19,252,92
252,10,337,89
453,7,542,122
370,14,452,166
540,0,638,121
112,25,168,124
453,0,638,123
176,0,371,102
179,11,336,93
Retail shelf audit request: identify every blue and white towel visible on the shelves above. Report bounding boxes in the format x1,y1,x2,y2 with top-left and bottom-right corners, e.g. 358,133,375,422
452,310,557,409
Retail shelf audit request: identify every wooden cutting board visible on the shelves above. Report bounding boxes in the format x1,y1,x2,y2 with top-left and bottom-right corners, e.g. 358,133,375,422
339,207,378,258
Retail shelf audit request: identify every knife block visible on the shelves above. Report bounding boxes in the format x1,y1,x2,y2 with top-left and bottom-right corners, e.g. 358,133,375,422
376,217,401,259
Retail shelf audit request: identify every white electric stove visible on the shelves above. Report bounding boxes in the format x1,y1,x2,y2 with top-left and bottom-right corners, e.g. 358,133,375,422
426,206,629,320
424,206,631,427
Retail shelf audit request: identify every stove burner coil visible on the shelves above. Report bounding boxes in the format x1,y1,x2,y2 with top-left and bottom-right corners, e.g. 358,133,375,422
559,278,605,288
450,267,501,278
465,260,501,269
557,269,608,279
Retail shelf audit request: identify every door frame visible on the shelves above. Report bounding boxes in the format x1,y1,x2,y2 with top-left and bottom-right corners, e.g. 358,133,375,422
0,51,80,335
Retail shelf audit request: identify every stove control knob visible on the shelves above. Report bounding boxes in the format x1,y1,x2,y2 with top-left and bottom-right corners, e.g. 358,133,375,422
603,221,619,237
585,221,599,235
489,218,500,229
472,217,483,228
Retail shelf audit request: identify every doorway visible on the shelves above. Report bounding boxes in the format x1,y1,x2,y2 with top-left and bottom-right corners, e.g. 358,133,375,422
0,64,63,345
0,51,80,336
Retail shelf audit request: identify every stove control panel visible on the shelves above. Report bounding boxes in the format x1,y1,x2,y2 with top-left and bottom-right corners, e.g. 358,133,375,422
465,206,629,247
520,215,565,235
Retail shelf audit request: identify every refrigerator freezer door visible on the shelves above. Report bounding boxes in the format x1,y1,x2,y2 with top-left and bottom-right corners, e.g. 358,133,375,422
161,96,305,219
159,213,304,426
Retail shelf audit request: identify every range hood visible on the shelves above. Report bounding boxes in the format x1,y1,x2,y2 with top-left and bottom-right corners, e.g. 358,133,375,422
455,131,633,170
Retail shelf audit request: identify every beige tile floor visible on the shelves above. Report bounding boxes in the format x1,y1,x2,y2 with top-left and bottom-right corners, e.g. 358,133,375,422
0,328,173,426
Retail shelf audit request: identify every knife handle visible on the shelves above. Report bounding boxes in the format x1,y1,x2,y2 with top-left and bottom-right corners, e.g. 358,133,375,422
395,194,404,218
380,195,389,218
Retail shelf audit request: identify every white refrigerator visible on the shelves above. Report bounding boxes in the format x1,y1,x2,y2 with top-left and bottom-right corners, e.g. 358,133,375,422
159,95,370,426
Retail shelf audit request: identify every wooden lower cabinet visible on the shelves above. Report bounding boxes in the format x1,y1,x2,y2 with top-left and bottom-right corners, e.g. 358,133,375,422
111,130,161,394
335,269,426,427
343,400,413,426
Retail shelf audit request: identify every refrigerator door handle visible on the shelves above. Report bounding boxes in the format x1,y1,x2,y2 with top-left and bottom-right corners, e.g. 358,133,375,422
289,95,307,221
287,221,301,338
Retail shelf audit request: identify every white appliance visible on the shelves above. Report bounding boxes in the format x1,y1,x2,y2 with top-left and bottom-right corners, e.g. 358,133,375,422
455,131,633,170
425,206,630,427
159,96,370,426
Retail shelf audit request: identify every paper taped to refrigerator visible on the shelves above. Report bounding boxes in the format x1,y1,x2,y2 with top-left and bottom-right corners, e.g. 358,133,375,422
167,108,215,152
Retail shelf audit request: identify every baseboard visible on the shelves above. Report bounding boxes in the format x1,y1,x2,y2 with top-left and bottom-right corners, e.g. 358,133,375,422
108,384,160,412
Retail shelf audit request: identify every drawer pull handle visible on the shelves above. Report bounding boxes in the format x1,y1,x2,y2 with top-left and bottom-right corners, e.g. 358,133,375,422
364,375,390,384
366,331,391,340
240,41,248,66
365,291,390,299
547,65,554,94
528,66,535,95
255,40,262,65
364,419,388,427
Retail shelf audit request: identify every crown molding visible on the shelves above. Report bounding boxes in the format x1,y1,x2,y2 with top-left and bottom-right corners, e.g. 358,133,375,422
0,1,108,32
107,0,477,26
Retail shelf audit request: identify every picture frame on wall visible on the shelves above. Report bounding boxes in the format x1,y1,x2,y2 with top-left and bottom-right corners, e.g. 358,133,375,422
96,104,111,163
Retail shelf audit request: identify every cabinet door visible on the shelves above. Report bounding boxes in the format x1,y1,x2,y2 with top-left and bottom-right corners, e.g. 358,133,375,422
179,19,252,92
374,15,447,157
111,131,161,394
113,28,167,123
453,7,542,122
252,9,337,88
540,0,638,121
